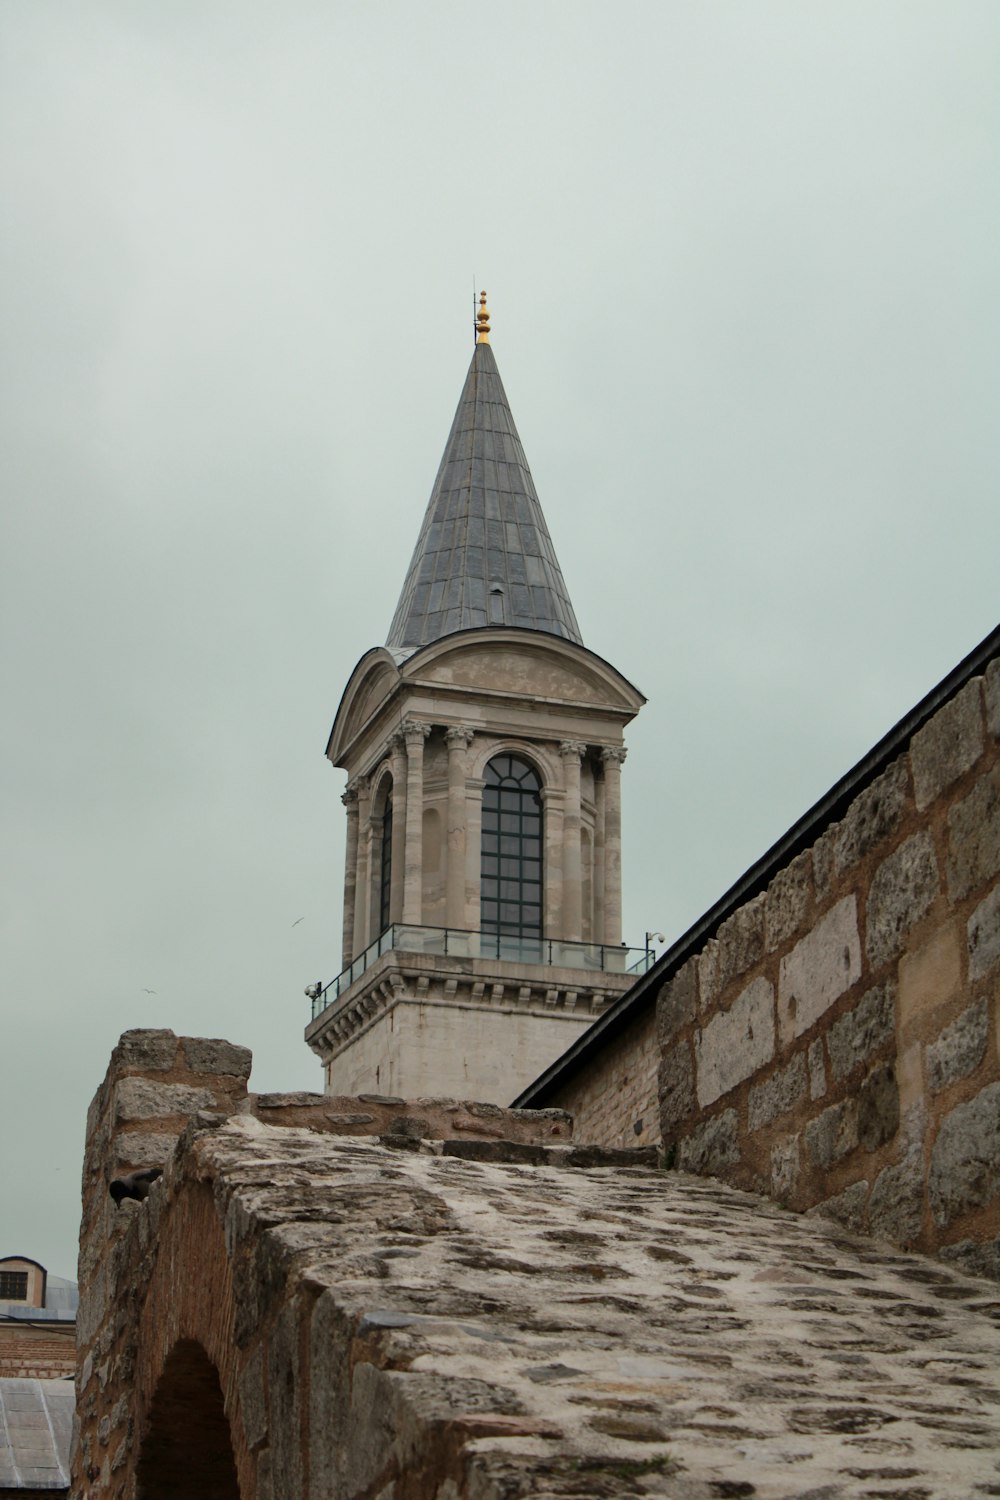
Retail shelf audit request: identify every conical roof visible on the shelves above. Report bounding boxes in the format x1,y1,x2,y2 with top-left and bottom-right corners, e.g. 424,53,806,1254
386,337,583,651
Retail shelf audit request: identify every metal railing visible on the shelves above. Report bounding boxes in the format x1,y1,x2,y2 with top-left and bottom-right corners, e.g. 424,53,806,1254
310,925,655,1020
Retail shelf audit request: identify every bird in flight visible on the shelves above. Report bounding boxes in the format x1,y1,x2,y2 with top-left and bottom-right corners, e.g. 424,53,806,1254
142,988,157,995
291,917,304,927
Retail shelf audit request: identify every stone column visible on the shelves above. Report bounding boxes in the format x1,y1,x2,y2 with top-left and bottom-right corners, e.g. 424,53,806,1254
601,746,627,947
352,776,372,957
341,783,359,967
445,726,474,929
560,741,586,943
388,732,407,924
402,719,431,926
594,772,607,951
542,788,563,939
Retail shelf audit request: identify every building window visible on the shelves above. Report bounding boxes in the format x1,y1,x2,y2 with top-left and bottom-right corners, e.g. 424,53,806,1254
379,796,393,934
481,754,542,939
0,1271,28,1300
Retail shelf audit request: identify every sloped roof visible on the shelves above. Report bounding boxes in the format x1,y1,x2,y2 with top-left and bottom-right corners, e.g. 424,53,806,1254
386,341,583,650
0,1378,73,1490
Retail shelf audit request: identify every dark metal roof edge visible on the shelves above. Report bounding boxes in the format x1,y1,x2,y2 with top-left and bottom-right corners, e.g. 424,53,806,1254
513,621,1000,1108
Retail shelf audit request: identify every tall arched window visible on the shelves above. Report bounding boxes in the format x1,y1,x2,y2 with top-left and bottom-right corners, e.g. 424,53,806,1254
379,795,393,933
481,754,542,940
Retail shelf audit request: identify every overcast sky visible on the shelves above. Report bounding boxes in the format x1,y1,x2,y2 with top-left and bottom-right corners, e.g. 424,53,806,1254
2,2,998,1278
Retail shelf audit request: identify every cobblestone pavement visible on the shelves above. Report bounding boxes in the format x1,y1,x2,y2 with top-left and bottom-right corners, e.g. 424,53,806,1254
198,1122,1000,1499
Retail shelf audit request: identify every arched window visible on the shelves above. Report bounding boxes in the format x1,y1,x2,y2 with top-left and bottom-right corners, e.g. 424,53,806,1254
481,754,542,940
379,795,393,933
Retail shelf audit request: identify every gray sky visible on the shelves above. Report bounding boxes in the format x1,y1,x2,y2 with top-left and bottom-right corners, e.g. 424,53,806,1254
2,2,998,1279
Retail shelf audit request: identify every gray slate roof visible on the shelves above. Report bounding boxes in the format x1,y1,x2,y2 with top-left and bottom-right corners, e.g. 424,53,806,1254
0,1379,73,1490
386,341,583,651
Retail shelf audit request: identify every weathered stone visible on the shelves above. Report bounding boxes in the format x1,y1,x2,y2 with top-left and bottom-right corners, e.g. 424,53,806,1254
113,1132,178,1168
770,1137,800,1201
910,679,985,811
715,894,766,992
946,764,1000,900
657,956,697,1042
778,895,861,1046
808,1038,826,1100
967,881,1000,980
694,976,775,1107
808,1181,869,1233
866,831,940,969
115,1079,217,1122
938,1233,1000,1282
676,1109,739,1175
324,1112,377,1127
111,1029,179,1074
826,983,895,1082
748,1053,807,1132
183,1037,253,1078
812,826,837,905
805,1098,859,1170
928,1082,1000,1226
256,1091,324,1108
927,998,988,1094
985,655,1000,738
764,850,812,952
834,757,910,874
857,1062,900,1151
658,1042,694,1132
897,920,962,1042
869,1153,923,1244
697,937,721,1011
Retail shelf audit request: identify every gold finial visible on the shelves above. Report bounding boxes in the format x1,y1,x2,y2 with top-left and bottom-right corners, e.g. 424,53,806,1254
475,289,491,344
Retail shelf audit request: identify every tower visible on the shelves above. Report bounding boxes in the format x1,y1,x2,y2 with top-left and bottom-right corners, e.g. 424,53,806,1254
306,296,647,1102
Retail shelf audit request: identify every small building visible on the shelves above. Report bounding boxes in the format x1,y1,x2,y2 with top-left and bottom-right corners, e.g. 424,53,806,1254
0,1258,76,1495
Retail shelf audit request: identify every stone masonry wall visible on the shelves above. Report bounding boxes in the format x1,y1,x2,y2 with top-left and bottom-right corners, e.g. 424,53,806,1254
555,653,1000,1280
549,1004,661,1149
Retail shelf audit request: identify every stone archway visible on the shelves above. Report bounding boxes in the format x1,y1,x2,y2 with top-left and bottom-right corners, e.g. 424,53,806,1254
136,1339,240,1500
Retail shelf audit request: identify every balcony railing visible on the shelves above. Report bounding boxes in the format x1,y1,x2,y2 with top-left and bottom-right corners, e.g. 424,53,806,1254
310,924,655,1021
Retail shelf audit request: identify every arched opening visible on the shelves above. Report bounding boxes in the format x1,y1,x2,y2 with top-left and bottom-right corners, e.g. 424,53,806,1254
481,753,543,950
379,793,393,934
136,1339,241,1500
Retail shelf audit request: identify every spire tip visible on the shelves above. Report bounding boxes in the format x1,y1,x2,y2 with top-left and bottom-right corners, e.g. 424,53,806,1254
475,290,491,344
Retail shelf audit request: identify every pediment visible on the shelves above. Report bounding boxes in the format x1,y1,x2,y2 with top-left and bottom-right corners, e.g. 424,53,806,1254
402,630,645,714
327,649,402,765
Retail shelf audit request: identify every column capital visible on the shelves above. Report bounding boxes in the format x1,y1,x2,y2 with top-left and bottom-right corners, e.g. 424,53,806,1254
401,717,431,744
341,785,358,808
387,729,408,753
445,724,475,749
600,745,627,768
559,739,587,760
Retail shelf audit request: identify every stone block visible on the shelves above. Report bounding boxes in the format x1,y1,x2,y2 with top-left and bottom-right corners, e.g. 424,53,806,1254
812,826,837,905
113,1132,178,1168
967,882,1000,980
868,1152,923,1243
985,656,1000,739
111,1029,179,1074
807,1038,826,1100
658,1042,694,1133
866,831,940,970
947,765,1000,900
928,1081,1000,1226
927,998,988,1094
898,921,962,1038
808,1181,869,1233
764,851,812,953
938,1234,1000,1282
778,896,861,1047
657,957,697,1043
694,976,775,1107
183,1037,254,1079
697,939,721,1011
805,1098,859,1170
897,1041,924,1116
826,982,895,1082
114,1079,217,1123
770,1137,800,1200
910,679,985,811
748,1053,808,1133
857,1062,899,1151
676,1109,739,1175
834,757,909,875
715,894,765,991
